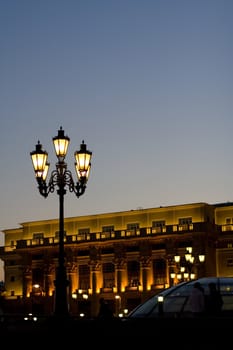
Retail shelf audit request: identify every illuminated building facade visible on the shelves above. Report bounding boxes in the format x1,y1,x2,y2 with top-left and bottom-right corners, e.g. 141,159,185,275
0,201,233,318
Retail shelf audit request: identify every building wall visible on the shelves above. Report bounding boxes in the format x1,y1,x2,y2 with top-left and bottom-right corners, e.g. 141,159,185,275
0,201,233,317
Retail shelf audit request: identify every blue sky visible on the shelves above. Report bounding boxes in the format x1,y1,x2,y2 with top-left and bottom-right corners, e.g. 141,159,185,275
0,0,233,276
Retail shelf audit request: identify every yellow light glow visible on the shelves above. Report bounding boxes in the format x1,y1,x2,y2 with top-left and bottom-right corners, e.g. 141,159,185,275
199,254,205,262
53,127,70,159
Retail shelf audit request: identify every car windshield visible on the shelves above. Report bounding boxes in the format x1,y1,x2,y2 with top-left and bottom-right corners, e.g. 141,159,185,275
127,277,233,318
127,282,188,318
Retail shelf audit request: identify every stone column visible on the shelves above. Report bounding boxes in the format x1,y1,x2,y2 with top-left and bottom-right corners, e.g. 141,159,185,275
66,262,77,315
65,248,78,314
89,246,101,317
114,244,127,293
44,263,55,297
140,256,151,292
139,241,152,300
114,258,126,293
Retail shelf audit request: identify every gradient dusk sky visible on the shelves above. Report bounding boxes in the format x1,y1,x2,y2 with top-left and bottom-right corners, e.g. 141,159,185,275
0,0,233,279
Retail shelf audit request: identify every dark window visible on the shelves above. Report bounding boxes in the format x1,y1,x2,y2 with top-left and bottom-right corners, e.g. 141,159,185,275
32,268,43,286
102,226,114,232
153,259,166,285
79,264,90,290
78,228,90,235
152,220,165,227
179,217,192,225
78,250,89,256
33,233,44,239
127,246,139,252
127,223,139,230
101,248,114,254
102,263,115,288
32,254,43,259
127,261,140,286
227,258,233,267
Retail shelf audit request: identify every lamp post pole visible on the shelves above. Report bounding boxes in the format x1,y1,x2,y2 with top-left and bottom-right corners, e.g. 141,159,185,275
30,127,92,318
54,183,68,317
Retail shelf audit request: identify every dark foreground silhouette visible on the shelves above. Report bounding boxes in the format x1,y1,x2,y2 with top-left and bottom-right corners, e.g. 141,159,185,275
0,314,232,346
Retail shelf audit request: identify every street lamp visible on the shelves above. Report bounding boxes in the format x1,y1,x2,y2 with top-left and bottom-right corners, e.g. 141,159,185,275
170,246,206,284
30,127,92,318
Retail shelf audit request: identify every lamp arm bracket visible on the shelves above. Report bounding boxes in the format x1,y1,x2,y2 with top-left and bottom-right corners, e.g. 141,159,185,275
37,169,87,198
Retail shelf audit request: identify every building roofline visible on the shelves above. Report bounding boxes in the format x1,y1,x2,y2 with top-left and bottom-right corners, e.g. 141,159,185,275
212,202,233,208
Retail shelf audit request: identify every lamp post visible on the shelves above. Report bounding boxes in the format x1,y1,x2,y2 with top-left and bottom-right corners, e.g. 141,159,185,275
30,127,92,318
115,294,121,317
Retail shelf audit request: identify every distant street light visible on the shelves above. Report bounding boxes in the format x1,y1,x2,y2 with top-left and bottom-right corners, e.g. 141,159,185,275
170,246,205,285
30,127,92,318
